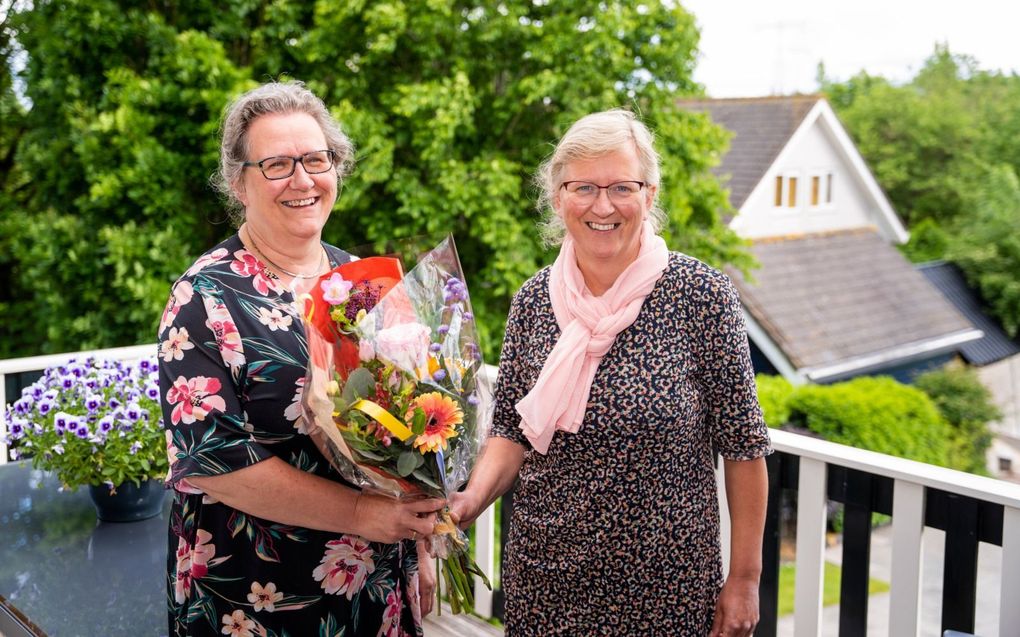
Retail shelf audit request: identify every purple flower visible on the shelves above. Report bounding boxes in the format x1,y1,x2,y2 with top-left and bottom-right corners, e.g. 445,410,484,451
99,416,114,433
437,325,450,336
146,386,159,400
85,378,98,390
429,343,442,353
129,441,143,454
443,277,468,303
462,312,474,322
432,369,447,382
9,422,24,439
54,412,70,431
37,399,54,416
126,403,142,421
467,393,480,406
61,377,74,390
85,394,102,412
74,424,90,439
108,397,122,410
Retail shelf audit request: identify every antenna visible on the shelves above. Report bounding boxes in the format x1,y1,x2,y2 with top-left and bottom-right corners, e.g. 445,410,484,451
758,21,808,95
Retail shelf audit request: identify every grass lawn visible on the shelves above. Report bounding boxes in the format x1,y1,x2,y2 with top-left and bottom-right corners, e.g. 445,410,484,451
778,561,890,616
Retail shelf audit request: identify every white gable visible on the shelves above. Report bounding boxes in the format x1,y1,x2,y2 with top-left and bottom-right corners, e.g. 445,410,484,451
728,101,908,244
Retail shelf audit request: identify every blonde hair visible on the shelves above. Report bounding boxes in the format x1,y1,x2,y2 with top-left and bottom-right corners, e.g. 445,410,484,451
535,109,664,246
212,80,355,224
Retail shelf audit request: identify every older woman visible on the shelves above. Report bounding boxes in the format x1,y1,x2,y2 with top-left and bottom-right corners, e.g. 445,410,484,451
159,81,443,637
450,110,772,636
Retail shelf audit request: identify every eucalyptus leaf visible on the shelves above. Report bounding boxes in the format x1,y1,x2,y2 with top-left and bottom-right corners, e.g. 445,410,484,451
342,368,376,403
397,452,419,477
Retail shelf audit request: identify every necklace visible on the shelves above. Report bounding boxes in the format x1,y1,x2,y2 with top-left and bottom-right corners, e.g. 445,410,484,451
243,227,328,280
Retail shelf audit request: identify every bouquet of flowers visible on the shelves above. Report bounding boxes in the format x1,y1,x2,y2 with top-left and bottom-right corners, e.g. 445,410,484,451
299,235,492,613
2,356,168,492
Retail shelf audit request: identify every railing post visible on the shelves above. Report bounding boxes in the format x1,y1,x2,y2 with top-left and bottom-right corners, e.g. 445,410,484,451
889,480,924,637
472,501,496,618
1000,505,1020,636
793,456,827,637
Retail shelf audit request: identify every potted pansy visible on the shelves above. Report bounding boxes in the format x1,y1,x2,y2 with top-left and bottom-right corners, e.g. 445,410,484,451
2,356,169,521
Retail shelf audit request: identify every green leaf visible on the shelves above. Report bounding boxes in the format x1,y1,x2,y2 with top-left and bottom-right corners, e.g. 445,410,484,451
342,368,376,403
411,408,426,436
396,451,420,477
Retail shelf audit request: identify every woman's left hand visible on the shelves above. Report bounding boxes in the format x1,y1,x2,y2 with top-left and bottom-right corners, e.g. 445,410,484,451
709,575,759,637
416,540,436,617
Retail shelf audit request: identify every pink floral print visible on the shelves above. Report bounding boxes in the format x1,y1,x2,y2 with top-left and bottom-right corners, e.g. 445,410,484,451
166,375,227,425
312,536,376,599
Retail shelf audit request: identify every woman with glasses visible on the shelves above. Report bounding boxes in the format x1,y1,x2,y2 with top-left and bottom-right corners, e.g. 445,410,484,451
451,110,772,636
158,81,442,637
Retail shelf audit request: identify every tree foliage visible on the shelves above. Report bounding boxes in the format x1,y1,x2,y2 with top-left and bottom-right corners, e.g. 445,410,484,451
913,364,999,474
819,44,1020,336
0,0,749,360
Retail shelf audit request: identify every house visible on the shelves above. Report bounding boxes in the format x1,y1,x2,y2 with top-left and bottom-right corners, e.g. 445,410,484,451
919,261,1020,481
678,96,982,383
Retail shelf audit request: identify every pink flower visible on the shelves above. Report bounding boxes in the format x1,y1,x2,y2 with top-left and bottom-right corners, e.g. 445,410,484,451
311,536,376,599
321,272,354,305
231,249,280,296
186,248,228,277
247,581,283,613
379,587,404,637
159,280,194,336
204,302,245,368
374,322,431,371
173,529,215,604
284,378,307,434
166,376,227,425
160,326,195,362
221,609,256,637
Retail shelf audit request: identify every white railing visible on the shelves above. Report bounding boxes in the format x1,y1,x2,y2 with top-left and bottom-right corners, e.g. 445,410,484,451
5,346,1020,635
0,344,156,464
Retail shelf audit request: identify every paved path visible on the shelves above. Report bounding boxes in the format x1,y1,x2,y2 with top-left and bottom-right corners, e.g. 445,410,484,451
424,605,504,637
776,524,1001,636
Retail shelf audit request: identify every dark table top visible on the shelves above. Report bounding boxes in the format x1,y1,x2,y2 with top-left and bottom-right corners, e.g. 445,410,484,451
0,463,170,637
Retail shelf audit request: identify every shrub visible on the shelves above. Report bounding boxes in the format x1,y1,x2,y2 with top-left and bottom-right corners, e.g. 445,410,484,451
913,364,999,474
756,374,795,426
787,376,957,469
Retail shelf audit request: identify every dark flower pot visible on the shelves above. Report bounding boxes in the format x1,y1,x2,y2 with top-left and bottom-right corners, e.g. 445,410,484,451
88,479,166,522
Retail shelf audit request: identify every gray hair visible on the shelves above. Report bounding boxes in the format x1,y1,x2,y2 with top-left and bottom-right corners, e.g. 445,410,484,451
212,80,356,224
535,109,664,247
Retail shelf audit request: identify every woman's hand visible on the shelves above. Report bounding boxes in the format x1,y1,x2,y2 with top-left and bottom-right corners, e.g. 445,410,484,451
416,540,436,617
354,493,445,544
708,575,759,637
447,490,483,530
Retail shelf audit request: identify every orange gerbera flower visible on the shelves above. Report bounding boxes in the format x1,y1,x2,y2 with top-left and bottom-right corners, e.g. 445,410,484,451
407,392,462,454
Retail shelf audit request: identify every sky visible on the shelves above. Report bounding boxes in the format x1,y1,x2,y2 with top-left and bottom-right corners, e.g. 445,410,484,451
680,0,1020,97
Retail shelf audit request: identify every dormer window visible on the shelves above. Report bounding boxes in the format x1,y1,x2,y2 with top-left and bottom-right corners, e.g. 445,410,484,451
773,174,799,208
809,171,834,208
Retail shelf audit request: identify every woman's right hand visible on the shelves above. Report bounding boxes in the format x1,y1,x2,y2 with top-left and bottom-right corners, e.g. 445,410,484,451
353,493,445,544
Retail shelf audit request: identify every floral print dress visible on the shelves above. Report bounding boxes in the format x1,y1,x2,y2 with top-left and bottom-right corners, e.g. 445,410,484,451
491,253,772,636
159,234,422,637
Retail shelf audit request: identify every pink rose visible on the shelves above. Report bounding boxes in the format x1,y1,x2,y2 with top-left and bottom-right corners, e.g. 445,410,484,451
374,322,431,371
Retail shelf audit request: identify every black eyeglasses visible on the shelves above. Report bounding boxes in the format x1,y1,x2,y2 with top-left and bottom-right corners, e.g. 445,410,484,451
243,150,336,180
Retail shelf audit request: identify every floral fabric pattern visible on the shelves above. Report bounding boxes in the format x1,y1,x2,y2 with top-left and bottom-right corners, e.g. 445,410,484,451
160,234,422,637
491,253,772,636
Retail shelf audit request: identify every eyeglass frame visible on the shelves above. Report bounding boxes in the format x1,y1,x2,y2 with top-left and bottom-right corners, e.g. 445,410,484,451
242,149,337,180
559,180,647,201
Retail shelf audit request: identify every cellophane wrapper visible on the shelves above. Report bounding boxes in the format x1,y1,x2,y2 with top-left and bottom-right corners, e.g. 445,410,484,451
298,235,492,613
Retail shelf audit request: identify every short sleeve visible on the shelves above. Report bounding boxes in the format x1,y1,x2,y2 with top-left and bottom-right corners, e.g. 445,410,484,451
489,288,533,449
158,277,274,488
697,274,772,461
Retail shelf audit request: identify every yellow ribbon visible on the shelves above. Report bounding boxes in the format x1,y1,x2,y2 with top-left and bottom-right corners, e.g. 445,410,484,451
351,399,414,442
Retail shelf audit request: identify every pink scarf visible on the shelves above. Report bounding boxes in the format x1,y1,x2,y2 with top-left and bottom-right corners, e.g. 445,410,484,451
515,222,670,454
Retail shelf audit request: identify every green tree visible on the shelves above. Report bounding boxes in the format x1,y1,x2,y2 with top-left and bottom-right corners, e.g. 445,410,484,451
1,0,748,361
